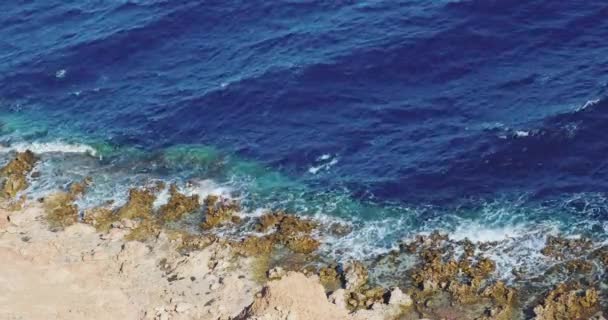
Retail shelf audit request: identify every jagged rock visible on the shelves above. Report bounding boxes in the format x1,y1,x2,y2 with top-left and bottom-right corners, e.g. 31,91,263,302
125,218,161,242
44,192,78,230
83,206,117,232
159,184,200,222
200,195,239,229
482,281,516,304
540,235,591,260
319,264,342,291
173,232,216,252
345,286,390,312
343,261,368,291
232,235,275,256
590,246,608,266
117,188,157,220
68,176,93,198
0,150,37,199
533,283,599,320
564,259,593,273
411,249,459,291
285,235,320,254
248,212,321,255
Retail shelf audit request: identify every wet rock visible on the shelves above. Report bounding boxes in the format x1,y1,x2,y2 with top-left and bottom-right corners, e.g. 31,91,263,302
252,212,321,255
564,259,593,274
0,150,37,199
256,212,285,232
590,246,608,266
68,176,92,198
117,188,157,220
533,283,599,320
540,235,592,260
256,212,316,235
481,281,516,305
159,184,200,222
200,195,240,229
343,261,368,291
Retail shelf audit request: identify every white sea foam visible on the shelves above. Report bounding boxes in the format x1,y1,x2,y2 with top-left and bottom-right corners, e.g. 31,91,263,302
576,98,600,112
55,69,67,79
0,141,98,157
308,155,339,174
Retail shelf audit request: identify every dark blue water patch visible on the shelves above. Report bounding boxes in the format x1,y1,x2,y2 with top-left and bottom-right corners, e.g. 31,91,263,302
1,0,608,205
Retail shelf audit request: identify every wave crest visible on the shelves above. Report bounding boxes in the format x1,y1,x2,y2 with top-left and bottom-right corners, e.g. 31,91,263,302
0,141,98,157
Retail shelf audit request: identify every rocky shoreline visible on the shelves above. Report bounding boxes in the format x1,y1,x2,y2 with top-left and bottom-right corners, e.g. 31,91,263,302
1,150,607,319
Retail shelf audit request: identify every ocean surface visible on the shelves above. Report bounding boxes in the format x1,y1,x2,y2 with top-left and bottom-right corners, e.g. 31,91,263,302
1,0,608,280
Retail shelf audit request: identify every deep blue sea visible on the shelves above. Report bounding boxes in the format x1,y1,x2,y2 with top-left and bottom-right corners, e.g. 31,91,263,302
1,0,608,278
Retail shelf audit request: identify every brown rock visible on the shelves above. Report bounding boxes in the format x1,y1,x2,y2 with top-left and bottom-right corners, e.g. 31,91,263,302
68,176,93,198
158,184,200,222
344,261,368,291
44,192,78,230
319,264,342,291
285,235,320,254
117,188,157,220
124,218,161,242
0,150,37,199
533,283,599,320
540,235,591,260
83,206,117,232
200,195,239,229
232,236,275,256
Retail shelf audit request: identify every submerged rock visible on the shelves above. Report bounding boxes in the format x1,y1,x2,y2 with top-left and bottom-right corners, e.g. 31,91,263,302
0,150,37,199
533,283,599,320
200,195,240,229
159,184,200,222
